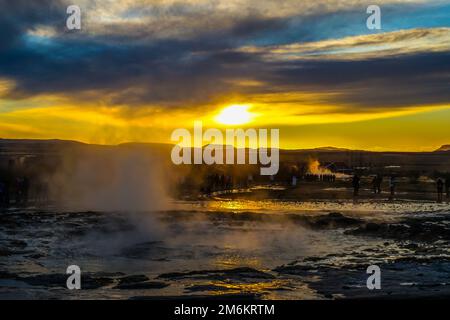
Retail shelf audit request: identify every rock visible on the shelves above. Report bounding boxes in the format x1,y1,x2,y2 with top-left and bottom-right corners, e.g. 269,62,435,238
310,212,364,229
9,240,27,249
114,281,169,290
117,275,149,285
20,273,114,289
365,223,381,232
20,273,67,287
83,276,114,289
158,267,275,281
0,248,13,256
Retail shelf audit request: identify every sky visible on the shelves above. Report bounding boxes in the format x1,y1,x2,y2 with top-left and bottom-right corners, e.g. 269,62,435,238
0,0,449,151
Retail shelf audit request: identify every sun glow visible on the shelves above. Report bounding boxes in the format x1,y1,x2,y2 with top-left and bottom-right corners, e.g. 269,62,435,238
215,104,253,125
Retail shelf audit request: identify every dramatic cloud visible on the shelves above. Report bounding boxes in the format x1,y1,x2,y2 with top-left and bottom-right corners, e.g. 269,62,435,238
0,0,449,149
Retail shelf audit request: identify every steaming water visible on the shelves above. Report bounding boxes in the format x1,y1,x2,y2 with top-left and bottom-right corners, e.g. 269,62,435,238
1,198,450,299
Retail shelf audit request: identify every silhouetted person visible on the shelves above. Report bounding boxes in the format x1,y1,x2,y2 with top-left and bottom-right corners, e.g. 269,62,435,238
352,174,361,197
437,178,444,203
4,179,11,206
372,176,378,194
227,175,233,190
15,177,23,205
22,177,30,205
446,177,450,202
376,175,383,194
389,176,396,201
36,181,49,204
0,180,5,206
292,175,297,187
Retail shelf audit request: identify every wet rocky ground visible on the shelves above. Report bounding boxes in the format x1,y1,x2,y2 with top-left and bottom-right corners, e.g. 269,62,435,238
1,199,450,299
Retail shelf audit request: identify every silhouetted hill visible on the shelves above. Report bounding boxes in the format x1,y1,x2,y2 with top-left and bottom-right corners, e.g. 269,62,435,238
1,139,450,173
0,138,85,155
435,145,450,152
312,146,351,152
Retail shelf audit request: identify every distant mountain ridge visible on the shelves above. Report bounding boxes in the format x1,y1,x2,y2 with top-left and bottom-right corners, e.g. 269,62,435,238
311,146,351,152
0,138,449,154
435,145,450,152
2,139,450,173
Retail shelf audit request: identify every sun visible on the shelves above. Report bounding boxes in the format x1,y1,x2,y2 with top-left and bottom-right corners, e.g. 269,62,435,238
215,104,253,125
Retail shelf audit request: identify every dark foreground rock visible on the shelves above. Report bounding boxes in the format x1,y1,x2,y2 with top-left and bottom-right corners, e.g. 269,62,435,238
114,281,169,290
17,273,115,289
113,274,169,290
274,256,450,299
288,212,364,230
157,267,275,281
129,293,262,300
346,215,450,242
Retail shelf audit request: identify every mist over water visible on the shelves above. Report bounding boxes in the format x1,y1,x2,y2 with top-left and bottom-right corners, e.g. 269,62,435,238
50,149,171,212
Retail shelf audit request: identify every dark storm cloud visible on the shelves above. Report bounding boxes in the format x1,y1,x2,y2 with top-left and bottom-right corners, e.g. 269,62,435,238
1,35,261,106
229,16,290,39
261,51,450,109
0,0,449,113
0,0,66,50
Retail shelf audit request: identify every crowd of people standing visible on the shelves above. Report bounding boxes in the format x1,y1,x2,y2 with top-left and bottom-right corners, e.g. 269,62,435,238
0,176,49,207
352,174,449,203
